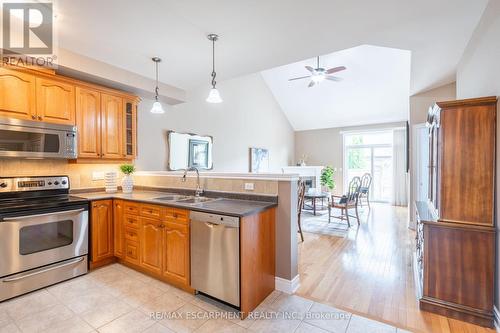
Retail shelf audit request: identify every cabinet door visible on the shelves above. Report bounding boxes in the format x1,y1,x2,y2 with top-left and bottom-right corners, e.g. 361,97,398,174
113,200,124,258
123,99,137,159
76,87,101,158
35,77,75,125
0,68,36,120
163,221,189,286
101,94,123,159
91,200,114,262
140,217,163,275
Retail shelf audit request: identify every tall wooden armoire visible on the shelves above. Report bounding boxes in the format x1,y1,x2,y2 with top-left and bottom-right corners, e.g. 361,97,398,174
415,96,497,327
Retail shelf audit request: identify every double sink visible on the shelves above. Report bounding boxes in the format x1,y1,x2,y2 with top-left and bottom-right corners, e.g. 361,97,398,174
153,194,219,205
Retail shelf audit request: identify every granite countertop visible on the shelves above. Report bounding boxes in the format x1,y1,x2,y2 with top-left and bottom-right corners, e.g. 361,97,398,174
74,190,277,217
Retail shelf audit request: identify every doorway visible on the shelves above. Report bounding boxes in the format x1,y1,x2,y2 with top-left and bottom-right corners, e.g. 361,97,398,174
343,131,393,202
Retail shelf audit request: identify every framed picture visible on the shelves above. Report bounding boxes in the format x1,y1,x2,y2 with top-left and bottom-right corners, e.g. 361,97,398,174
249,147,269,173
188,139,209,168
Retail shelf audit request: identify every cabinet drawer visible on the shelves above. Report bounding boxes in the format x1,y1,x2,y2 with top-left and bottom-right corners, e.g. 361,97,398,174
140,204,162,219
124,202,140,215
164,208,189,224
125,241,139,265
124,214,139,229
124,227,139,242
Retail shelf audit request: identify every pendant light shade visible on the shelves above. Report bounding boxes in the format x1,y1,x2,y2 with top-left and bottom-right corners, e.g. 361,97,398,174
206,88,222,103
150,57,165,114
206,34,222,103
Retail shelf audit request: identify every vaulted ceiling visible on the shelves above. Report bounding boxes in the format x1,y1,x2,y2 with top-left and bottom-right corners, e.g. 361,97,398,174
57,0,488,95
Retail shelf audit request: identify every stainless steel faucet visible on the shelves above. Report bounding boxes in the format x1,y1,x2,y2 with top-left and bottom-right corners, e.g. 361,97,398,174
181,167,204,197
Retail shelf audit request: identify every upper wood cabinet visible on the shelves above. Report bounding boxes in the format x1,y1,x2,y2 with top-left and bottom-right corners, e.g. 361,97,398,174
75,88,137,161
91,200,114,264
0,67,36,120
35,77,75,125
101,93,124,159
76,87,101,158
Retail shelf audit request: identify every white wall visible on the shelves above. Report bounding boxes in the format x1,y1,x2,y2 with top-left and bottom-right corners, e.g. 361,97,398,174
295,122,405,195
455,0,500,313
135,73,295,172
457,0,500,98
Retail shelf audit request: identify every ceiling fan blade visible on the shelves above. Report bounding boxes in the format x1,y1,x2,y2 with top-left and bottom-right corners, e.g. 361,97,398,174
326,66,346,74
308,81,315,88
325,76,343,82
305,66,315,73
288,75,311,81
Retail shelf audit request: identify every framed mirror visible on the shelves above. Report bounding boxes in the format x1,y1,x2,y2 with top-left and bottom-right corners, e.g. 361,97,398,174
167,130,213,170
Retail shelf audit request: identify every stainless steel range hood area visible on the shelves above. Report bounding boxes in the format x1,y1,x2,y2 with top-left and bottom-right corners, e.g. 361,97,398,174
0,117,77,159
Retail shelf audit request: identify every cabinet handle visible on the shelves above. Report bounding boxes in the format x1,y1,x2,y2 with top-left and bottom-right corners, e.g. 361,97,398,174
37,116,43,121
31,115,36,120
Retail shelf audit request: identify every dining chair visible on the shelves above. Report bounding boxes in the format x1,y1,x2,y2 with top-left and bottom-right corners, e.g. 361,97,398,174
297,179,306,242
328,176,361,227
359,173,373,208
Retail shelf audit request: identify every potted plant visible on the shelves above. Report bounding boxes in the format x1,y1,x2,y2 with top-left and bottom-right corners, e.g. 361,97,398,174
320,166,336,192
120,164,136,194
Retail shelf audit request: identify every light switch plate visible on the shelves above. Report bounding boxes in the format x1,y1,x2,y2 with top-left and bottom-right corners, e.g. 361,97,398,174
92,171,104,181
244,183,255,191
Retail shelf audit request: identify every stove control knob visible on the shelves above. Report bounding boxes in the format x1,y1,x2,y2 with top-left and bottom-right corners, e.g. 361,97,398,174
48,182,52,185
62,180,67,185
54,181,60,186
0,182,7,188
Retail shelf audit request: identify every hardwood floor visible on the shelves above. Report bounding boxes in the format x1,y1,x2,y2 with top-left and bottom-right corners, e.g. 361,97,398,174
296,204,496,333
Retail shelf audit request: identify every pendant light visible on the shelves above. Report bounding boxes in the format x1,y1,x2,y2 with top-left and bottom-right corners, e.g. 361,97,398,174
150,57,165,114
206,34,222,103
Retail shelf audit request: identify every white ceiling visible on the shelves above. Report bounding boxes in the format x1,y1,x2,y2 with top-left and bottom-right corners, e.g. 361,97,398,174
261,45,411,130
56,0,488,94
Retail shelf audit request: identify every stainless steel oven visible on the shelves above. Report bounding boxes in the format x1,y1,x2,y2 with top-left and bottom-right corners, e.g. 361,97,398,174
0,117,77,159
0,176,88,301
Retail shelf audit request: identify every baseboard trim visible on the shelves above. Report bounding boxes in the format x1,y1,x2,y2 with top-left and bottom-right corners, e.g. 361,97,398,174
275,275,300,294
494,306,500,332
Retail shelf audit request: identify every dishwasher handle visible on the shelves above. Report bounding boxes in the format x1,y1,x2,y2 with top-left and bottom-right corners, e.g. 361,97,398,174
190,211,239,228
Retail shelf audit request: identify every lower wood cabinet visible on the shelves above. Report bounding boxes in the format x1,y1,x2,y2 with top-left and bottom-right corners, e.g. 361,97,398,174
113,200,124,258
90,200,114,266
163,221,190,286
140,217,163,275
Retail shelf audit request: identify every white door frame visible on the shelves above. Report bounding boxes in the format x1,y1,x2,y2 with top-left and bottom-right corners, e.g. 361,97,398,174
411,123,428,228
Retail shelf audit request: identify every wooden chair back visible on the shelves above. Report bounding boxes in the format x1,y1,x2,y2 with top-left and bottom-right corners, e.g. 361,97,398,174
297,180,306,214
360,173,372,194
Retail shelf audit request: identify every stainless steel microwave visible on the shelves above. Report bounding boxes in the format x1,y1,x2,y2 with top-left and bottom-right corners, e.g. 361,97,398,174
0,117,77,159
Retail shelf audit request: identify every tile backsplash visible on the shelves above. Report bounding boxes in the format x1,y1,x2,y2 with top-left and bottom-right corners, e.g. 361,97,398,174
0,160,279,195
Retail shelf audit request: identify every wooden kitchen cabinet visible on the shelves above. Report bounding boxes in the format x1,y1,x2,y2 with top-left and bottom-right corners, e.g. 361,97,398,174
163,221,190,286
101,93,123,159
123,99,137,159
113,200,124,258
91,200,114,266
35,77,75,125
0,67,36,120
140,217,164,275
76,87,101,158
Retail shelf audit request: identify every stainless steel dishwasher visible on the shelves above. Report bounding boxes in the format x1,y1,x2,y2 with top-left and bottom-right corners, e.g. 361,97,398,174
190,211,240,307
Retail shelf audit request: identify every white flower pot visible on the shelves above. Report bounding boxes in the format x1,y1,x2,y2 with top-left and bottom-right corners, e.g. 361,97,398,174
122,174,134,193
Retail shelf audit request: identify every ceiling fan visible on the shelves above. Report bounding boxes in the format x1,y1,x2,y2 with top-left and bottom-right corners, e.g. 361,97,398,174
288,56,346,87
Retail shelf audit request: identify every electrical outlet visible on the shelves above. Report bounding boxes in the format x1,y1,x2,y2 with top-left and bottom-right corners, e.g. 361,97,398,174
92,171,104,181
244,183,255,191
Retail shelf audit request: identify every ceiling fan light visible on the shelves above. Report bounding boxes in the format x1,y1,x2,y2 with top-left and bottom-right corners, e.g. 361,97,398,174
206,88,223,103
150,101,165,114
311,73,325,83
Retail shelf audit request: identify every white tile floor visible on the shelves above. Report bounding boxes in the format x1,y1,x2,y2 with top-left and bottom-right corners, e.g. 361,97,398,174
0,264,411,333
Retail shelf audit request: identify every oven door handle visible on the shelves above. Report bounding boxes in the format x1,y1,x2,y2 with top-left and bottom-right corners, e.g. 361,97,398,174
2,208,85,221
2,257,85,283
